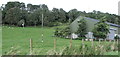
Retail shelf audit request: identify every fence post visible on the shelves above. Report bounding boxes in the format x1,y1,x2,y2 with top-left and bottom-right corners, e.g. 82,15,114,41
54,38,56,51
105,39,106,42
30,38,32,55
114,39,116,44
113,40,116,49
70,38,72,48
99,39,101,44
82,39,85,55
117,39,118,45
109,40,111,42
110,40,116,51
91,39,94,48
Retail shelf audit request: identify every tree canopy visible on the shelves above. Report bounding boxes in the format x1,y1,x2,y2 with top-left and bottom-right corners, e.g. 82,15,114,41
1,1,120,27
76,18,87,37
92,17,110,39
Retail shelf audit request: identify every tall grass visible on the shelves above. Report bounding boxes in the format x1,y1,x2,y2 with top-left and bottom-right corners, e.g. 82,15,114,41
47,40,118,55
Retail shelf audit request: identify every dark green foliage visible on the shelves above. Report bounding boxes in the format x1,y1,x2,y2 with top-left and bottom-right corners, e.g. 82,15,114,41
54,28,62,37
17,19,25,26
76,18,87,37
54,26,71,38
68,9,80,22
85,10,119,25
5,7,22,25
1,2,119,27
114,35,120,40
92,17,109,39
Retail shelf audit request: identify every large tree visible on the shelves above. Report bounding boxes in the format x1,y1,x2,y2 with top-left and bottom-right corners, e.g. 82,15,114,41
76,18,87,37
58,8,67,23
2,2,26,25
52,8,59,22
68,9,80,22
5,7,22,25
92,17,109,39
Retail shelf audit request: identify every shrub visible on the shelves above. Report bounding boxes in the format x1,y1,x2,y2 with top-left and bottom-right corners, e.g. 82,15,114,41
54,26,71,38
17,19,25,27
114,35,120,40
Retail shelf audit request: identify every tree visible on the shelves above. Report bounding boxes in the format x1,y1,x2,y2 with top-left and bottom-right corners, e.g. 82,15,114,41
58,8,67,23
92,17,109,39
41,4,51,26
68,9,80,22
118,16,120,25
26,11,40,26
2,2,26,25
5,7,22,25
114,35,120,40
76,18,87,37
52,8,59,22
4,2,21,10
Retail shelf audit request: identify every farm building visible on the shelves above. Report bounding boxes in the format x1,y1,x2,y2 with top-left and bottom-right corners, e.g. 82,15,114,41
69,16,120,40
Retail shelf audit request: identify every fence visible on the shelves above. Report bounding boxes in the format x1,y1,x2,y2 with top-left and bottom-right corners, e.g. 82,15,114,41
5,38,119,55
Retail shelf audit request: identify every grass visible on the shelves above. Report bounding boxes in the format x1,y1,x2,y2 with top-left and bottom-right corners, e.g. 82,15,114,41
2,26,118,55
104,51,118,55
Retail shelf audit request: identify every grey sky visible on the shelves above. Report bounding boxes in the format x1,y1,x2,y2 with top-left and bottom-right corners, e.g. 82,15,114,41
1,0,120,15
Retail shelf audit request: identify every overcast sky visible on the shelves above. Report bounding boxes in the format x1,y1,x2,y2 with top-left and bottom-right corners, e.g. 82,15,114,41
1,0,120,15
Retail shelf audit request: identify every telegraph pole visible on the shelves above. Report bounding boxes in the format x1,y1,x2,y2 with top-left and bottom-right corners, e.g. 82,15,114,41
40,5,44,43
41,13,44,42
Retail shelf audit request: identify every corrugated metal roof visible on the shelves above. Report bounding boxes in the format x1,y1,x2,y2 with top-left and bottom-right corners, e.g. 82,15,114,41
79,16,120,28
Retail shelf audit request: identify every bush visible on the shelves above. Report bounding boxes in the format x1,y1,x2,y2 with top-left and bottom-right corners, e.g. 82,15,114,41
17,19,25,27
54,26,71,38
54,28,62,37
114,35,120,40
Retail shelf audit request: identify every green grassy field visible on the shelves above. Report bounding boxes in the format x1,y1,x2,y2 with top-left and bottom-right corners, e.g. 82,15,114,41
2,26,118,55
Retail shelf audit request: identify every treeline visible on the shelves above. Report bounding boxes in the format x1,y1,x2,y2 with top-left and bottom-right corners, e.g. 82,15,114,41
1,1,120,27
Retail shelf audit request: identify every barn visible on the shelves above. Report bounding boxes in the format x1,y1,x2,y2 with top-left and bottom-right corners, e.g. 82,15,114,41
69,16,120,40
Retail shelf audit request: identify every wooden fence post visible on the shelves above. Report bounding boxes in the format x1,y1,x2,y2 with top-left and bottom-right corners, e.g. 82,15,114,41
117,39,118,45
91,39,94,48
105,39,106,42
82,39,85,55
113,40,116,49
30,38,32,55
114,40,116,44
99,39,101,44
82,39,84,43
70,38,72,48
54,38,56,51
111,40,116,51
109,40,111,42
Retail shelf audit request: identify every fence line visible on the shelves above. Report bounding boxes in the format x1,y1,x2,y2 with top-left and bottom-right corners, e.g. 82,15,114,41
29,38,118,55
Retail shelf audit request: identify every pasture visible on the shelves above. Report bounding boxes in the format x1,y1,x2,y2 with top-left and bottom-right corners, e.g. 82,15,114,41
2,26,118,55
